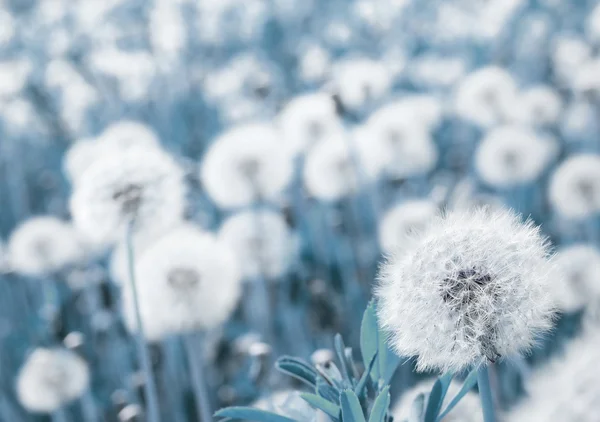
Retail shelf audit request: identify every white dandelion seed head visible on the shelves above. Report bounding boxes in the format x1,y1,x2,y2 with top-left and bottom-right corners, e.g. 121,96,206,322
16,348,90,413
70,145,186,246
121,223,242,341
550,244,600,313
507,86,563,127
375,207,556,373
551,35,592,87
331,58,392,112
454,66,518,127
253,390,317,422
148,2,187,59
392,379,482,422
378,200,438,255
0,9,15,47
196,0,268,45
277,92,344,157
303,133,378,201
354,105,439,180
474,125,558,188
63,138,102,184
217,209,294,280
549,154,600,219
374,96,444,130
507,328,600,422
200,123,293,208
8,217,87,277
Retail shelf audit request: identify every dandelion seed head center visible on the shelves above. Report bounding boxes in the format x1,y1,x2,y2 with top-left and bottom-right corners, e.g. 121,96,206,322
167,267,200,291
307,120,324,139
112,183,144,215
238,157,261,181
42,364,67,389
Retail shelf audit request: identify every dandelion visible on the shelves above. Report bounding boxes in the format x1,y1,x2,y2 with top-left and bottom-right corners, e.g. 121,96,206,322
586,2,600,45
0,59,31,100
16,348,90,414
200,123,293,209
408,54,467,89
277,92,343,157
378,200,438,255
98,120,161,151
551,35,592,87
303,132,381,201
392,379,482,422
7,216,86,277
69,145,186,246
331,58,392,113
376,207,556,373
217,209,294,280
572,58,600,97
550,244,600,313
454,66,517,128
549,154,600,219
297,43,331,85
474,125,557,189
121,222,241,341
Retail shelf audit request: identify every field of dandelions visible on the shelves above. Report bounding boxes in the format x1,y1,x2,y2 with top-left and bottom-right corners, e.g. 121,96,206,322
2,0,600,421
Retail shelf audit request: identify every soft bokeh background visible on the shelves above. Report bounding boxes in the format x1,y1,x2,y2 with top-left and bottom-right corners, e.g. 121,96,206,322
1,0,600,420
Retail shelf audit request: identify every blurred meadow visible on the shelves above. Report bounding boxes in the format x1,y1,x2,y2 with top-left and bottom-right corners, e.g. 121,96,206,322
1,0,600,421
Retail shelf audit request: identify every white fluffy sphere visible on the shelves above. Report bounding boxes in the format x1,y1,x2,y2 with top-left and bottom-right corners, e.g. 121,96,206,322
378,200,438,255
121,223,242,341
17,348,90,413
200,123,294,208
549,154,600,219
376,207,556,373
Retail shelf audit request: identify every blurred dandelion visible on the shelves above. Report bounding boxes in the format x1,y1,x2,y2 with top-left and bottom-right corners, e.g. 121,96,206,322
378,200,438,255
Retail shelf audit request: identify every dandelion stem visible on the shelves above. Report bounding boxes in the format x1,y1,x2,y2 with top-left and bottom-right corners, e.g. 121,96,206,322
183,333,212,422
52,407,69,422
125,223,161,422
477,365,497,422
81,390,98,422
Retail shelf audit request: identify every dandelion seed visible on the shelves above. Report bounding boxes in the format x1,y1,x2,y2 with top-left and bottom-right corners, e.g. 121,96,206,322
277,93,343,157
200,123,294,208
454,66,517,127
550,244,600,313
378,200,438,255
7,217,87,277
69,145,186,246
549,154,600,219
16,348,90,413
392,379,482,422
474,125,557,188
217,209,294,280
376,207,556,373
121,223,242,341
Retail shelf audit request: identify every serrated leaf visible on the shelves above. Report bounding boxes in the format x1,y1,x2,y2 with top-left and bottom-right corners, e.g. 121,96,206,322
340,390,367,422
423,373,454,422
301,393,341,419
437,369,478,421
317,377,341,404
276,356,318,387
214,407,296,421
368,386,390,422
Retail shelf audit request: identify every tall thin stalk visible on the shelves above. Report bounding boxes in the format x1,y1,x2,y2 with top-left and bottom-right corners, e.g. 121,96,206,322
183,333,213,422
477,365,497,422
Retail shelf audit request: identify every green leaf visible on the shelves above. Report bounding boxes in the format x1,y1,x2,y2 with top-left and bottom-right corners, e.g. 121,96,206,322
360,301,380,382
437,369,478,421
276,356,318,387
340,390,367,422
335,334,352,385
423,373,454,422
317,377,341,405
368,386,390,422
301,393,341,420
214,407,296,421
354,352,378,398
360,300,401,385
